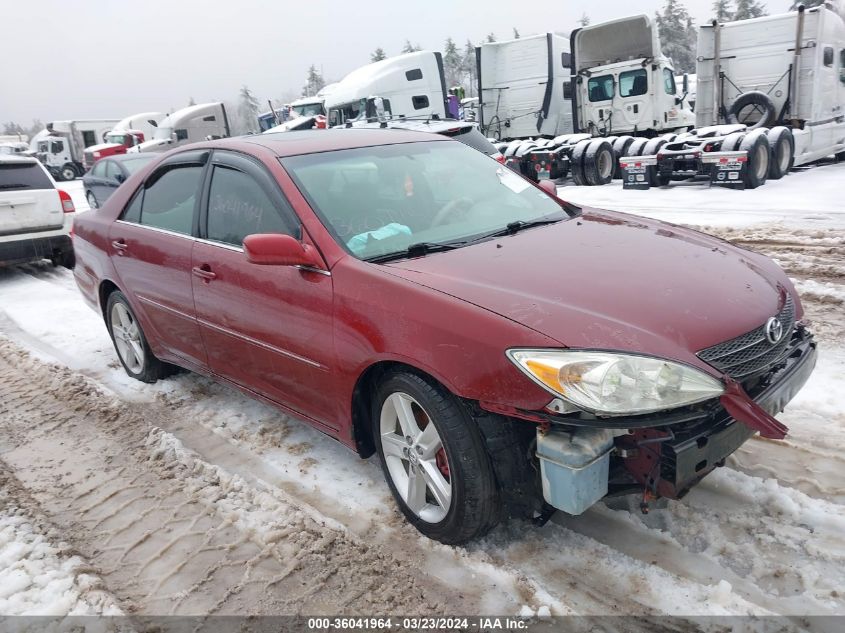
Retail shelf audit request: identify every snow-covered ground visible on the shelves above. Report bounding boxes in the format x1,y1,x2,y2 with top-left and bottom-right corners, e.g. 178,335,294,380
1,170,844,622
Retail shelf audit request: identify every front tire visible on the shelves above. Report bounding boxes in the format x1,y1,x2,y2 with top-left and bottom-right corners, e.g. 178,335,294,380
373,371,501,544
105,291,175,383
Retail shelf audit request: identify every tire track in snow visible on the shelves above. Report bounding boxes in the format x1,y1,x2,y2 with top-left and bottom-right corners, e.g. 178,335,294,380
0,338,477,616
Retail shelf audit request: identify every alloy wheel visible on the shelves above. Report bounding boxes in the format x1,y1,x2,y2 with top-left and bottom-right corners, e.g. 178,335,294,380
110,303,145,374
379,392,452,523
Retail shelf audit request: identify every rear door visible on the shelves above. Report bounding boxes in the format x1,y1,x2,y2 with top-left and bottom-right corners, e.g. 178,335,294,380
0,160,61,236
88,160,109,202
191,150,337,426
108,150,208,368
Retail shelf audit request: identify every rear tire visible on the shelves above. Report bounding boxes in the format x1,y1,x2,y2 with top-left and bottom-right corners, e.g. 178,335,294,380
569,139,591,186
720,132,746,152
60,164,77,182
642,138,668,185
766,126,794,180
740,132,770,189
626,137,650,158
612,136,635,178
86,191,99,209
583,139,614,186
105,291,177,383
372,371,501,544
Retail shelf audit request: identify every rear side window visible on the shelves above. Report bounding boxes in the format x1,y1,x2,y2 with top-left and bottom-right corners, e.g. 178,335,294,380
412,95,430,110
563,81,573,100
664,68,676,95
206,165,295,246
175,129,189,141
561,52,572,69
51,140,64,154
0,162,54,191
587,75,614,101
619,69,648,97
406,68,423,81
139,165,203,235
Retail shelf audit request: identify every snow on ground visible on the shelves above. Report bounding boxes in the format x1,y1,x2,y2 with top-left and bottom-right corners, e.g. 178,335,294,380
0,475,120,616
1,169,844,620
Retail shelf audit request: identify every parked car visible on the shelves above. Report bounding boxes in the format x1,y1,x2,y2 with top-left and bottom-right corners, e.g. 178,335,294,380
71,130,816,544
82,154,156,209
0,155,75,268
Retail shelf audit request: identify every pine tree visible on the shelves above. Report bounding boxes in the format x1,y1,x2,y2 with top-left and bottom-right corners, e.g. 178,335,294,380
734,0,767,21
578,13,591,27
654,0,697,73
401,39,422,53
512,27,520,39
443,37,463,89
371,47,387,63
302,65,326,96
461,40,477,97
485,33,496,43
187,96,196,106
237,86,260,133
712,0,732,21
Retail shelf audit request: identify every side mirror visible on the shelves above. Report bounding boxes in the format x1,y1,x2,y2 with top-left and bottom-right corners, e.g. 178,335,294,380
537,179,557,196
115,173,125,184
682,73,689,93
243,233,322,268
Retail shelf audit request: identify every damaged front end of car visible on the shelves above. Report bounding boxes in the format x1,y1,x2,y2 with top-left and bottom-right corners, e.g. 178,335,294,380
497,316,817,518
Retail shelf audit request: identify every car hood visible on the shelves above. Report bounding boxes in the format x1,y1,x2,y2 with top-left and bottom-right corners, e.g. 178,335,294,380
384,209,797,374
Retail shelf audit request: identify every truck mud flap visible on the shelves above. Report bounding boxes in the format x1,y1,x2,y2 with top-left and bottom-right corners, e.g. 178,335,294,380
701,150,748,188
619,155,656,190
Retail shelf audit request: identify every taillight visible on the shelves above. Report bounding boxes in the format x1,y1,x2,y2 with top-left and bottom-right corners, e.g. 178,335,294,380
495,153,506,164
58,189,75,213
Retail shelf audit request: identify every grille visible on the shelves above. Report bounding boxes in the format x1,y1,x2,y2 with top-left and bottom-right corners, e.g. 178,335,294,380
697,294,795,379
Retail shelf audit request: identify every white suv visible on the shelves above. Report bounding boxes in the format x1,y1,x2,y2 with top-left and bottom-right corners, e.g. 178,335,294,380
0,155,75,268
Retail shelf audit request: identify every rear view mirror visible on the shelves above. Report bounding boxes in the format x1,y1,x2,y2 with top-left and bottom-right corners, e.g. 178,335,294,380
537,179,558,196
244,233,322,268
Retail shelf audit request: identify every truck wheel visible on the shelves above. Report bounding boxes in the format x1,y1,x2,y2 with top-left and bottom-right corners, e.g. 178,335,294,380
766,127,794,180
642,138,668,185
661,133,678,142
583,140,614,186
728,91,777,129
372,371,501,544
612,136,635,178
569,139,591,186
740,132,771,189
60,164,77,182
720,132,746,152
627,138,649,157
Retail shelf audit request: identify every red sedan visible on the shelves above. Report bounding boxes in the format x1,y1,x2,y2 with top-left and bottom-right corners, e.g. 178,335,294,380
72,130,816,544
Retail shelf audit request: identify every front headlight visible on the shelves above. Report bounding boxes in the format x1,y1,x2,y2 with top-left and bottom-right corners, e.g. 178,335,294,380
507,349,724,416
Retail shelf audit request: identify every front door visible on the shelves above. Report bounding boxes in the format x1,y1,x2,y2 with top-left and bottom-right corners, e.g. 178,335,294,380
190,150,337,427
108,150,208,368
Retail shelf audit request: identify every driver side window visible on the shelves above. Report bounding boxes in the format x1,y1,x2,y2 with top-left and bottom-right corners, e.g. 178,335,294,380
206,165,296,247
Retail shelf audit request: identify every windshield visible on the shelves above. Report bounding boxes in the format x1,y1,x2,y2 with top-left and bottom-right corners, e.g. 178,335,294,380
282,140,568,261
106,133,128,144
293,102,324,117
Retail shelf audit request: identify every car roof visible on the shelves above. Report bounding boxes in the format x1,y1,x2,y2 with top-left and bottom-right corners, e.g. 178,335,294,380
0,154,39,165
234,128,449,157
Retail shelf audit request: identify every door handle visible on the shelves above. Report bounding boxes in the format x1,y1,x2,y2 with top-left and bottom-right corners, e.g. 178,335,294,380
192,265,217,282
111,239,128,255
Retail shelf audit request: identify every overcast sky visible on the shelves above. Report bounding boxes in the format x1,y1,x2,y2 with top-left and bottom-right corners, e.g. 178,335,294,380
3,0,771,125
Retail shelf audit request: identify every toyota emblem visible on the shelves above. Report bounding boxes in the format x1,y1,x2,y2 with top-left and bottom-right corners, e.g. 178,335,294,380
765,317,783,345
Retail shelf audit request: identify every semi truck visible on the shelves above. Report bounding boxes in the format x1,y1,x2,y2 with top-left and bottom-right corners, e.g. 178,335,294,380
325,51,448,127
82,112,166,169
631,5,845,189
35,119,119,181
129,103,230,153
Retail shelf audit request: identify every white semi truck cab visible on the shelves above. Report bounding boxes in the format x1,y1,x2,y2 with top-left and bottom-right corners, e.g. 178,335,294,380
570,14,695,136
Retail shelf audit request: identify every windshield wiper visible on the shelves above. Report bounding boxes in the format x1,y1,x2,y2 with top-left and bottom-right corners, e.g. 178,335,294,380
0,183,31,189
466,216,565,243
366,241,464,264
